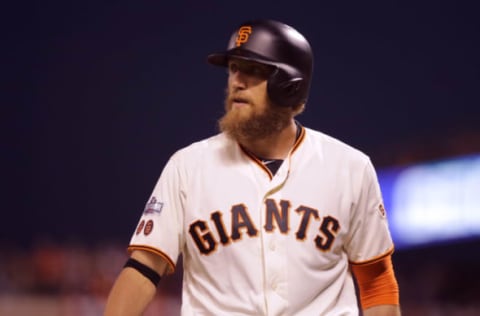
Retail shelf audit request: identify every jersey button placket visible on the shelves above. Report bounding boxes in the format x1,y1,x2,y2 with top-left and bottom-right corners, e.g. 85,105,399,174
271,282,278,291
262,213,289,315
269,240,276,251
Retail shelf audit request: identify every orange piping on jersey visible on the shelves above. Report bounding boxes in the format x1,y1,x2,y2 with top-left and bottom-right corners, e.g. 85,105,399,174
350,254,400,309
239,125,306,179
349,246,394,266
127,245,176,275
290,125,306,154
261,125,305,197
263,172,290,198
239,145,274,179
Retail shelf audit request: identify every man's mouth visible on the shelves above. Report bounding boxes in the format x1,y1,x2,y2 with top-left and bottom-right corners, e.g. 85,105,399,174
232,97,250,107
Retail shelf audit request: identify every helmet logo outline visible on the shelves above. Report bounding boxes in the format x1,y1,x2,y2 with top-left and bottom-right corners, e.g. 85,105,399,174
235,26,252,47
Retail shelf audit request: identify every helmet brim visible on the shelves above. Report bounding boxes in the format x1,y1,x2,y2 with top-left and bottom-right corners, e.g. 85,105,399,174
207,48,278,68
206,52,229,67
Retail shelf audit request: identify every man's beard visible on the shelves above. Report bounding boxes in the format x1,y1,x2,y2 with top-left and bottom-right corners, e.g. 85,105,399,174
218,91,292,143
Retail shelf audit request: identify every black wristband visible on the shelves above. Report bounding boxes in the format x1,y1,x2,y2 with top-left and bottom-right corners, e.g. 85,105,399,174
124,258,161,287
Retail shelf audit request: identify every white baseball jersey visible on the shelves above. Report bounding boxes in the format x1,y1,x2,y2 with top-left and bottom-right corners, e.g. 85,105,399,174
129,125,394,316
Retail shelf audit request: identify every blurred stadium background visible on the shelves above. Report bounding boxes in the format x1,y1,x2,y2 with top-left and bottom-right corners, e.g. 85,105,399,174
4,1,480,315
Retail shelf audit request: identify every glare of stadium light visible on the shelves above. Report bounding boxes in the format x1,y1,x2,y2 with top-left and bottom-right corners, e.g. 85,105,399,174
378,154,480,248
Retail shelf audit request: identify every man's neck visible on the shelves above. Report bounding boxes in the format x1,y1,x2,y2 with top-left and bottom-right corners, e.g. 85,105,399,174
239,120,298,160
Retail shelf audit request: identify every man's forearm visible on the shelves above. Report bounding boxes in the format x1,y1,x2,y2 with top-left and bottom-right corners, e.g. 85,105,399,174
363,304,401,316
103,268,157,316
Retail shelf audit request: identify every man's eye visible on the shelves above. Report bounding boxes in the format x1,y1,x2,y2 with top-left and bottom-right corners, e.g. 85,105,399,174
228,62,271,77
251,67,262,75
246,65,266,76
229,63,239,73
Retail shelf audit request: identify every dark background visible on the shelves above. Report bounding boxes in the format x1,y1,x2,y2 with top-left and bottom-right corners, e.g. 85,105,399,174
3,1,480,313
4,0,480,252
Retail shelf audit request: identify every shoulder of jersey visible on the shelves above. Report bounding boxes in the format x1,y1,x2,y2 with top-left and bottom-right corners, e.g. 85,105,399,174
170,133,233,162
303,127,370,163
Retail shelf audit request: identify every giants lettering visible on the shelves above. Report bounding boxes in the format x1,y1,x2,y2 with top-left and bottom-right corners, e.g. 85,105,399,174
295,205,320,240
264,199,290,233
315,216,340,251
188,199,340,255
231,204,258,240
188,220,217,255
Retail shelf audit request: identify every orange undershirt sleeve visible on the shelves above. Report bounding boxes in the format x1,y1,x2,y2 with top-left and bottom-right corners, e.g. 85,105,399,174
350,254,400,310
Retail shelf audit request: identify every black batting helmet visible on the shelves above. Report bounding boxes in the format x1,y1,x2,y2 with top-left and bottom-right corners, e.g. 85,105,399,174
207,19,314,108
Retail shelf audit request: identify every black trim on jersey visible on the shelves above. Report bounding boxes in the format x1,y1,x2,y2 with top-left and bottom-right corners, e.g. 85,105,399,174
260,159,283,175
255,121,302,175
124,258,161,287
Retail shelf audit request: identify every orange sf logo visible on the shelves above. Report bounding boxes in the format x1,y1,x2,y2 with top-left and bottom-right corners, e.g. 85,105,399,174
236,26,252,47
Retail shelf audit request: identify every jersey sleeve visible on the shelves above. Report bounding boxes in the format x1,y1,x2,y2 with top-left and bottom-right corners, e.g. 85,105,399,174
345,159,394,263
128,153,185,274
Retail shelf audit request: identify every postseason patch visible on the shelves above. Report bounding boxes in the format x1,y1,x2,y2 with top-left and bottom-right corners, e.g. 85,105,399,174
143,196,164,215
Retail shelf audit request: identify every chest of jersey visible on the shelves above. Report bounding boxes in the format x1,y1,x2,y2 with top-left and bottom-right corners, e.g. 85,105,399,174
182,144,359,270
180,145,360,314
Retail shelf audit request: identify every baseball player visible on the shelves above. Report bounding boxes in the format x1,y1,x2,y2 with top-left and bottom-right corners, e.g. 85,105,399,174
104,19,400,316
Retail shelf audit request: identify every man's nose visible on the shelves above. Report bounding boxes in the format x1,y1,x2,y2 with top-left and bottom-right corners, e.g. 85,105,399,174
230,70,247,90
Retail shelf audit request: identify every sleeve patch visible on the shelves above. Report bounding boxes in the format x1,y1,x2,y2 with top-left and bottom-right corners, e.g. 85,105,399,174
144,196,164,215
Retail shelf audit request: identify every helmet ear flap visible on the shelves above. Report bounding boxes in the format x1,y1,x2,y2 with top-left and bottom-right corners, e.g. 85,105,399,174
267,68,306,107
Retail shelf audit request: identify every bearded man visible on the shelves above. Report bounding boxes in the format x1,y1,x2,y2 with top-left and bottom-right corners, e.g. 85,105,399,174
104,19,401,316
